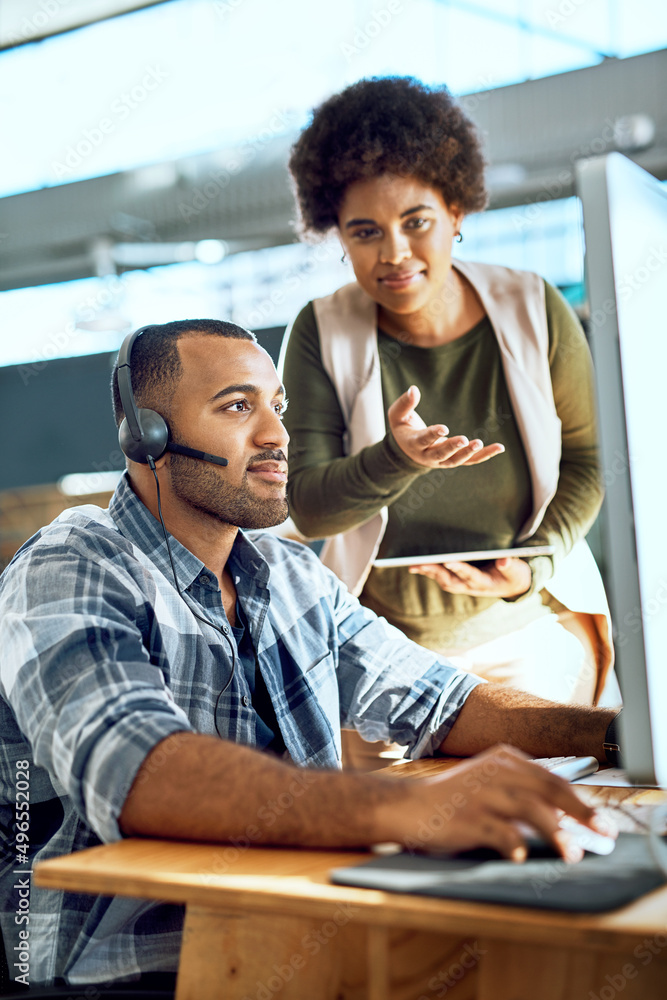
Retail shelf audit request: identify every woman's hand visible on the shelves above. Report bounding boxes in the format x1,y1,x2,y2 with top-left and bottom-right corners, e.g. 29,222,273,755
409,557,532,598
388,385,504,468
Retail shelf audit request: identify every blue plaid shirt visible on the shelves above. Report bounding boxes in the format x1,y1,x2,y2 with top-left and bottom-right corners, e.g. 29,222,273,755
0,474,481,986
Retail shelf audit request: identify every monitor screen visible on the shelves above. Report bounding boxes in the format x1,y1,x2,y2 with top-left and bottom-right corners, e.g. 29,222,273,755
576,152,667,787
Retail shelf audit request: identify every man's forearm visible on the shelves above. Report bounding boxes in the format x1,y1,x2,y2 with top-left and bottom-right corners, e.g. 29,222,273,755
441,684,616,762
119,729,611,861
119,731,404,847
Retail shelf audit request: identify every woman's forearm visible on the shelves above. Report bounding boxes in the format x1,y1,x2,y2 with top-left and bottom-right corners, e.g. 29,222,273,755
288,435,424,537
283,304,426,537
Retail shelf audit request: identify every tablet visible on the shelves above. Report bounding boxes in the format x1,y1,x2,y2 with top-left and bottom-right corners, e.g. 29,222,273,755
372,545,555,569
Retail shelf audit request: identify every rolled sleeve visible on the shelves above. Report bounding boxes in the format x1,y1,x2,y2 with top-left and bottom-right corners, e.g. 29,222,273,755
81,691,193,843
1,543,195,844
333,583,484,758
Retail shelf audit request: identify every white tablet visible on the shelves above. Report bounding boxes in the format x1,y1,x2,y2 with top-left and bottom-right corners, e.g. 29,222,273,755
372,545,556,569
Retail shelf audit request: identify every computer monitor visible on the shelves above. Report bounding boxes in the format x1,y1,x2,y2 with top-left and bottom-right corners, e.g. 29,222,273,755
576,152,667,787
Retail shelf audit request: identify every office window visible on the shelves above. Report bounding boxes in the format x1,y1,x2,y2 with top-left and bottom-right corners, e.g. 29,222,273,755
1,0,665,197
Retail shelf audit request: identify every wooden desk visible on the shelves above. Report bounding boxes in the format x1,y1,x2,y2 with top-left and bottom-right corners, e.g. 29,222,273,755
34,763,667,1000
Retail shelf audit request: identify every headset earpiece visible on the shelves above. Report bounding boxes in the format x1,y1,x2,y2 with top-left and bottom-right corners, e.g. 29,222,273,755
118,408,169,464
117,327,171,464
116,325,228,468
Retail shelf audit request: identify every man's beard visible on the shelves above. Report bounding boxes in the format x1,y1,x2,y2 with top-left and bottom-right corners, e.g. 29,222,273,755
167,449,289,530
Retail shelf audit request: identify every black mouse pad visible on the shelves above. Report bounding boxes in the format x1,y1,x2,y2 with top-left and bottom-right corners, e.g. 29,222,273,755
330,833,666,912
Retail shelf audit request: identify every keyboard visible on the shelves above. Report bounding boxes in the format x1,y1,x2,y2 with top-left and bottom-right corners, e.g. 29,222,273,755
532,755,599,782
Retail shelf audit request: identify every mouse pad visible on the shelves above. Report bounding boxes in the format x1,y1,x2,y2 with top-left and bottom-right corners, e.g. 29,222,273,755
330,834,666,912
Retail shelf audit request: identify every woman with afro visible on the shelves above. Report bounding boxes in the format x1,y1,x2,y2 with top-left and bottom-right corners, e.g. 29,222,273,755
279,77,616,767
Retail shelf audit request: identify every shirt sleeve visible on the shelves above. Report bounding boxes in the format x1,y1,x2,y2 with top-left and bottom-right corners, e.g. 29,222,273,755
282,302,427,538
0,530,195,844
519,280,604,596
328,572,484,758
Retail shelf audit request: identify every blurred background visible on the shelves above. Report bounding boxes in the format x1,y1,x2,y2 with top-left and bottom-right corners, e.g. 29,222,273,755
1,0,666,568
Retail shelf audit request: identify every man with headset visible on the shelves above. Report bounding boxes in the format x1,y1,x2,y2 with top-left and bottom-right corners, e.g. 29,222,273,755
0,319,620,991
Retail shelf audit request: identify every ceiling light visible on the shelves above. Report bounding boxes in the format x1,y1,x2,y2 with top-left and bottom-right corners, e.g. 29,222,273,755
195,240,227,264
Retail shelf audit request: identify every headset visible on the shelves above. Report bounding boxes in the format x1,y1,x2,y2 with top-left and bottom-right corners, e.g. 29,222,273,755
117,326,229,467
115,326,236,734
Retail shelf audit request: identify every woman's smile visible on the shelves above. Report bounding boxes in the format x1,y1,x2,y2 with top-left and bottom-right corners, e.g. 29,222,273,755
378,267,426,290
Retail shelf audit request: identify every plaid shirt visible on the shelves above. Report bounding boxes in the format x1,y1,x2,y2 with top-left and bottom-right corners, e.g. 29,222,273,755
0,474,481,986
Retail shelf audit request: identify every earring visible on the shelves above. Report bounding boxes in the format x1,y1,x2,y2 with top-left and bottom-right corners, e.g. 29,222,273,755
455,232,463,243
341,251,348,263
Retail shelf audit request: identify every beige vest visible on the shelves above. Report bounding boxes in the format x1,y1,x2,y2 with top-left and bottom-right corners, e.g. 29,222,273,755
284,261,614,699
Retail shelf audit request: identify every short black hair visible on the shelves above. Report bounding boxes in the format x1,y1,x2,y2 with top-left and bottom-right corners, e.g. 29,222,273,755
111,319,256,428
289,76,488,237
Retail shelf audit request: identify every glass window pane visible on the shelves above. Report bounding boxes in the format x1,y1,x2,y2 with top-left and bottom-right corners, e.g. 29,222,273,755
431,7,527,92
451,0,521,16
0,0,354,197
526,0,614,52
0,238,349,369
615,0,667,55
457,197,584,289
525,33,602,79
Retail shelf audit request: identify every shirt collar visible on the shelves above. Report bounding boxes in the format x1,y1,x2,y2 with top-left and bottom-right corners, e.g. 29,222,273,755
108,472,270,592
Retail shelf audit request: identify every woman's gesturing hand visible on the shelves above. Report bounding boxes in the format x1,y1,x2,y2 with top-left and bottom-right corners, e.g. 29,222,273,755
381,745,611,862
388,385,504,468
409,557,533,599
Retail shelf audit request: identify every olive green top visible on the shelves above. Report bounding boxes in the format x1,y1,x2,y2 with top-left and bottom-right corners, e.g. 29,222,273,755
282,280,603,653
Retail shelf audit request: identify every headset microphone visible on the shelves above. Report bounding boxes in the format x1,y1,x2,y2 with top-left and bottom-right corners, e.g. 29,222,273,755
166,443,228,467
116,326,228,467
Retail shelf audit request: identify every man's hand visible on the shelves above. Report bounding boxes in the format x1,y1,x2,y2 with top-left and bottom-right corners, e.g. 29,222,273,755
388,385,504,469
409,557,532,599
380,745,610,862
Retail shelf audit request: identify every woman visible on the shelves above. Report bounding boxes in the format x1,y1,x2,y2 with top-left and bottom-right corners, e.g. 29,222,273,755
279,78,615,764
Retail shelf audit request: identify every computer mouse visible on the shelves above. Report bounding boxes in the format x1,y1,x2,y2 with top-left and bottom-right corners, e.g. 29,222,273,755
452,837,562,862
452,821,616,863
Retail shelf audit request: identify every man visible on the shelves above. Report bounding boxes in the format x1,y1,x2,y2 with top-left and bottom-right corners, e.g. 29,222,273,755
0,320,617,990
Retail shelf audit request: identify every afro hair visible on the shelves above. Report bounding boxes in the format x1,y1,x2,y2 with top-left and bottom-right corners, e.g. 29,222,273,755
289,76,488,237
